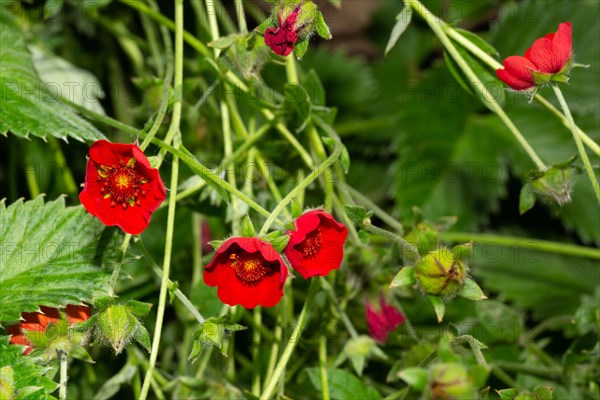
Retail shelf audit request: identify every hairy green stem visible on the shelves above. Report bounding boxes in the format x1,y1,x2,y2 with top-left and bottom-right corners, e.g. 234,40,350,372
441,232,600,260
452,335,488,368
58,350,68,400
320,278,359,339
493,361,561,380
258,138,343,235
408,0,547,171
235,0,248,33
553,85,600,203
363,222,420,260
108,234,132,296
319,338,330,400
260,279,319,400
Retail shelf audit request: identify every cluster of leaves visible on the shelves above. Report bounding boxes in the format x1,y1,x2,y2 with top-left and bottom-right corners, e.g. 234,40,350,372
0,0,598,399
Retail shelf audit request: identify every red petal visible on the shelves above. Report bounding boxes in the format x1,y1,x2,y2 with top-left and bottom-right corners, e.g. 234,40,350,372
65,305,92,324
552,21,572,71
526,23,571,74
496,56,537,90
8,325,32,355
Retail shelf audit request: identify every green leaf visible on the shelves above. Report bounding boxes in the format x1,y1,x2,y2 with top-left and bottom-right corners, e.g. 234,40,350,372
453,28,499,58
0,22,104,142
429,296,446,323
519,183,537,215
303,69,326,106
305,368,382,400
0,336,58,399
459,278,487,301
344,205,373,226
255,16,274,35
390,266,416,289
0,197,119,322
133,323,151,352
473,244,599,319
241,215,256,237
385,5,413,56
209,35,236,50
264,231,291,253
315,11,332,40
294,39,310,60
283,82,311,132
30,46,106,115
398,367,428,391
124,300,153,317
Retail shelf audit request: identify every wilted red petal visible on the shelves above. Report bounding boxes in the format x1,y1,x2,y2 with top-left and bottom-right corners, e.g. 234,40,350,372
365,297,405,343
284,210,348,279
80,140,166,235
496,56,537,90
204,237,287,308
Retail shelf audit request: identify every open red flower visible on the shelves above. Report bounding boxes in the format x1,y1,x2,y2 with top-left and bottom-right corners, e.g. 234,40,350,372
204,237,288,308
284,210,348,279
8,305,92,355
496,22,572,90
366,296,405,343
264,8,300,56
80,140,166,235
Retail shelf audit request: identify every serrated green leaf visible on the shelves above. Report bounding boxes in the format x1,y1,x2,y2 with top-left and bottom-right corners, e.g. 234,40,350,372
0,22,104,142
459,278,487,301
0,197,119,322
0,336,58,398
264,231,291,253
390,266,416,289
385,5,412,56
397,367,428,391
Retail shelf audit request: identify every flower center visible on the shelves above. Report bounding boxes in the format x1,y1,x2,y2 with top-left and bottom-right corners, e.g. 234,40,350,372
229,252,274,285
295,228,322,258
97,159,147,209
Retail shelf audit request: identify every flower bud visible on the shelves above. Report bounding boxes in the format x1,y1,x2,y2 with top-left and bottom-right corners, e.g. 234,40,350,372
425,363,477,400
415,248,466,298
97,305,138,354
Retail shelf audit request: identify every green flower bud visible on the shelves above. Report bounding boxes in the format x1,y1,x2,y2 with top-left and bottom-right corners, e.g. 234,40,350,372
97,305,138,354
425,363,477,400
415,248,466,298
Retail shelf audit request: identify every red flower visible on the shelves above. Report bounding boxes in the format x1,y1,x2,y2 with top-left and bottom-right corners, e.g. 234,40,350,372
204,238,288,308
284,210,348,279
366,296,405,343
496,22,572,90
8,305,91,355
80,140,166,235
265,8,300,56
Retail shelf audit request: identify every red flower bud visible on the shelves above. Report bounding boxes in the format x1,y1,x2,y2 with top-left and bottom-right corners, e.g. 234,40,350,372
79,140,166,235
496,22,572,90
264,8,300,56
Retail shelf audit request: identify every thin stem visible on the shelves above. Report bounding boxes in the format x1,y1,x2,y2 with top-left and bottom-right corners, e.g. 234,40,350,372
139,0,183,398
320,278,359,339
58,350,68,400
308,125,334,210
363,222,420,260
258,138,343,235
492,361,561,380
109,234,132,297
205,0,221,56
140,63,174,151
520,315,573,344
444,26,600,157
553,85,600,203
452,335,488,368
252,307,262,396
441,232,600,261
235,0,248,33
138,239,206,324
260,279,319,400
221,102,241,234
408,0,547,171
319,338,330,400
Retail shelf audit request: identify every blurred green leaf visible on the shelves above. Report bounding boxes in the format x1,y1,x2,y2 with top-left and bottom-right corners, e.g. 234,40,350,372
305,368,382,400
